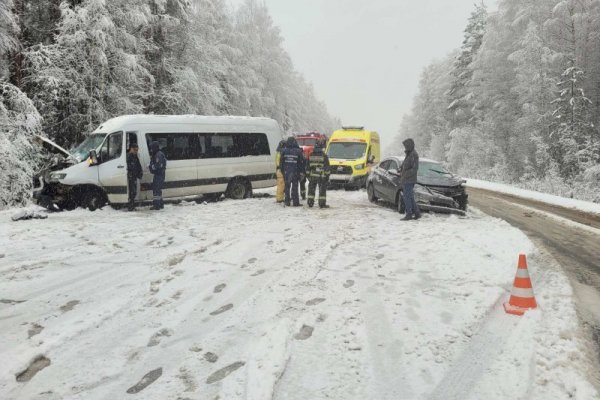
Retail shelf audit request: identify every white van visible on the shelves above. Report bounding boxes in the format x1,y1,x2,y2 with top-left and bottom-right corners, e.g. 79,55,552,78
34,115,284,210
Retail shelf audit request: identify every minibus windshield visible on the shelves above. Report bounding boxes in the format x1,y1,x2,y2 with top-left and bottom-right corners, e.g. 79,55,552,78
71,133,107,162
327,142,367,160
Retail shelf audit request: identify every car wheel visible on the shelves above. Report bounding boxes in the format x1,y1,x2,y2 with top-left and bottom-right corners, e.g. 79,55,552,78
396,192,405,214
367,183,378,203
226,179,248,200
85,191,106,211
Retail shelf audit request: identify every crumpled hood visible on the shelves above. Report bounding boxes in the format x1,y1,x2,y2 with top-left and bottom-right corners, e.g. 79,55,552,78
34,135,75,161
418,174,464,187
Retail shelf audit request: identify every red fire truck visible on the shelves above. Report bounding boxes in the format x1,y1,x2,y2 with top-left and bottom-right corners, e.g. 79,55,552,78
294,132,329,159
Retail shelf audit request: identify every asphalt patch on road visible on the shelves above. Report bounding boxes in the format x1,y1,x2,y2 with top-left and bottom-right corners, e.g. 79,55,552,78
306,298,326,306
60,300,80,313
28,323,44,339
213,284,226,293
294,325,314,340
210,304,233,316
16,356,51,382
204,352,219,363
206,362,245,384
0,299,26,305
126,368,163,394
147,328,173,347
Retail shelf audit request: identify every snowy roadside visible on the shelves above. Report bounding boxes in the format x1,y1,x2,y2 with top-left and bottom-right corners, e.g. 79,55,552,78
466,178,600,215
0,190,597,399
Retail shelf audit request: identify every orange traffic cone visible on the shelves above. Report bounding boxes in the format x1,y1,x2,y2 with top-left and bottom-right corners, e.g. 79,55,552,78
503,254,538,316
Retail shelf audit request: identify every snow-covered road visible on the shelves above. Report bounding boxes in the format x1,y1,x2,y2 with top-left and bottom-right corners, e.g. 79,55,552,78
0,190,597,400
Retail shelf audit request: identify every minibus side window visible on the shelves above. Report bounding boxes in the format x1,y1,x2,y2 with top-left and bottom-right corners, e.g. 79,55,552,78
100,131,123,163
126,132,138,150
146,133,200,160
199,133,271,158
234,133,270,156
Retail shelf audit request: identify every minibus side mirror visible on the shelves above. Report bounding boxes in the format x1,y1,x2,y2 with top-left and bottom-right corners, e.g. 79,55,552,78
89,150,99,166
368,155,376,164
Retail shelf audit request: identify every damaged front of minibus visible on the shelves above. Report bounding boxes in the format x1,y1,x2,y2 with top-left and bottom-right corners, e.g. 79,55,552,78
33,133,108,211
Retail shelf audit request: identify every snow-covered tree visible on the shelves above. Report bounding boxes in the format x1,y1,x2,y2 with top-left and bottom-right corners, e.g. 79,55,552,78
447,2,487,128
0,81,42,209
0,0,19,78
393,0,599,201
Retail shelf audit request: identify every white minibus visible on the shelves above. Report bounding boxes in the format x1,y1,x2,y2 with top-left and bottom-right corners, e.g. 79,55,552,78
34,115,284,210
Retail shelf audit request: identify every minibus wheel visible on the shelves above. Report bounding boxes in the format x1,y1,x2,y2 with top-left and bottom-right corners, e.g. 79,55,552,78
226,179,250,200
83,190,107,211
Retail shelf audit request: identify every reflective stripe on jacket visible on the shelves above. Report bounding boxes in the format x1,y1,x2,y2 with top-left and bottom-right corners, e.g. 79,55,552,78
307,149,330,179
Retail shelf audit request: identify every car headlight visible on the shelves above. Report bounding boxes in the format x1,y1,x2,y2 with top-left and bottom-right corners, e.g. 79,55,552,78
355,164,365,170
50,173,67,181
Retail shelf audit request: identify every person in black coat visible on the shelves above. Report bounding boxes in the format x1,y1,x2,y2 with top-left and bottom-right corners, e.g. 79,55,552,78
306,139,330,208
399,138,421,220
126,143,143,211
149,141,167,210
280,136,305,207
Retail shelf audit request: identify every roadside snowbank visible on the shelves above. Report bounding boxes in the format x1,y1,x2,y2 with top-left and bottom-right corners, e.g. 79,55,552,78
0,190,597,399
467,178,600,215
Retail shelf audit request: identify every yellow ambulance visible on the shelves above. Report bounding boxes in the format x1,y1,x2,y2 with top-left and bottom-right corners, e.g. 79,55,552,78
326,126,381,189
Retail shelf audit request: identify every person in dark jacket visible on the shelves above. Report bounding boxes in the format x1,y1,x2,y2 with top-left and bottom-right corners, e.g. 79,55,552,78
275,140,286,203
306,138,330,208
399,138,421,220
149,141,167,210
280,136,305,206
126,143,143,211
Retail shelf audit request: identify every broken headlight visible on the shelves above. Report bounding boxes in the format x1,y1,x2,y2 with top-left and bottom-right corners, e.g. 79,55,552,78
50,172,67,182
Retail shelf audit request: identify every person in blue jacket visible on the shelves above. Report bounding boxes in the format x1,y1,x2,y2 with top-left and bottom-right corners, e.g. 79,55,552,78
280,136,305,207
149,141,167,210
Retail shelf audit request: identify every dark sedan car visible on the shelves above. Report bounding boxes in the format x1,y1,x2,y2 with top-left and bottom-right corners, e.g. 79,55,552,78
366,157,468,215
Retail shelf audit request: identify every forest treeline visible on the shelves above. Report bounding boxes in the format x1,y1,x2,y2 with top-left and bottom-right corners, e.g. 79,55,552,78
393,0,600,202
0,0,338,208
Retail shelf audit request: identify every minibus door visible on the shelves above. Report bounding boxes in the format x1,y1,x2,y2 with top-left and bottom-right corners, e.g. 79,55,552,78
98,131,128,204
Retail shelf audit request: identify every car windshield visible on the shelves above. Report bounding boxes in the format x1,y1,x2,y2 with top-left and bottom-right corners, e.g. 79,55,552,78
70,133,107,162
418,161,452,177
297,138,317,146
327,142,367,160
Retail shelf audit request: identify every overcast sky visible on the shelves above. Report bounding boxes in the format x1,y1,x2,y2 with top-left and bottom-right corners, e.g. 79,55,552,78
229,0,497,144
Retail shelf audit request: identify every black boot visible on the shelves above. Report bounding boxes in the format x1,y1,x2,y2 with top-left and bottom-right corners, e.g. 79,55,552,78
401,215,413,221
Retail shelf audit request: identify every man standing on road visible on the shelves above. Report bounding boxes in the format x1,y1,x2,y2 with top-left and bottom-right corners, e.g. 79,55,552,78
399,138,421,221
280,136,305,207
126,143,143,211
275,140,286,203
306,138,330,208
149,141,167,210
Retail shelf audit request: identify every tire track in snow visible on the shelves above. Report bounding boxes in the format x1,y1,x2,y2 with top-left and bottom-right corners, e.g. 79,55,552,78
427,297,519,400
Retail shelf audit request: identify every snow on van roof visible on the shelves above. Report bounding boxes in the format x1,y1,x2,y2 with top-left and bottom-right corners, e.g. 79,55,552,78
92,115,279,133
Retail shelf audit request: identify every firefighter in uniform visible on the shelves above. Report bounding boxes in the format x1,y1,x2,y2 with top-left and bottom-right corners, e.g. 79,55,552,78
275,140,286,203
280,136,305,206
306,138,330,208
